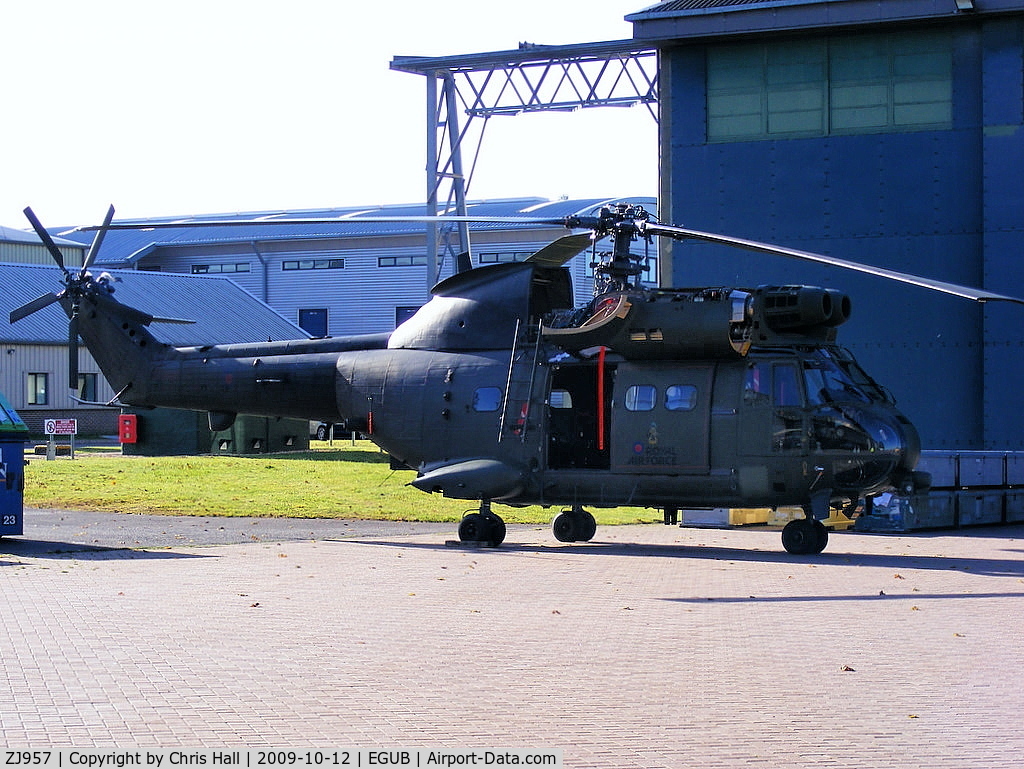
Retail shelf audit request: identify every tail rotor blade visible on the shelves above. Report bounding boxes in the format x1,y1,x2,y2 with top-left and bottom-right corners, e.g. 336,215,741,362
82,204,115,276
10,292,61,324
24,207,72,279
68,316,80,387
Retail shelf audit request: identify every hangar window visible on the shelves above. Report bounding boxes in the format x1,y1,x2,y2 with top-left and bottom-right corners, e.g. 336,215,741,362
77,373,98,402
379,255,427,267
282,258,345,271
192,262,251,274
478,252,533,264
708,30,951,141
27,373,48,406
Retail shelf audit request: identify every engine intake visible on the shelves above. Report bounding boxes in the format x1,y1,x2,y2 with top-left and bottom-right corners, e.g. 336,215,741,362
758,286,851,330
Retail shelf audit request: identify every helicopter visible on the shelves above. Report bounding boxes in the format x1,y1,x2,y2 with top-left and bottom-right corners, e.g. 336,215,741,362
11,202,1024,554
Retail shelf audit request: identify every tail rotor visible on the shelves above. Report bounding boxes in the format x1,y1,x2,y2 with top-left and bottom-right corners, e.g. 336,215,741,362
11,205,117,391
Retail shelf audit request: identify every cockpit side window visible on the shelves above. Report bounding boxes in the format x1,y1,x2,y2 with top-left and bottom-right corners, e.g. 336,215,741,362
743,362,771,404
773,363,802,407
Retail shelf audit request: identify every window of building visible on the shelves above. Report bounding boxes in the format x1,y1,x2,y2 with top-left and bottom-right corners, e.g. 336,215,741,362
707,30,951,141
477,252,533,264
625,384,657,412
27,373,48,406
77,373,98,402
282,258,345,271
379,255,428,267
191,262,251,274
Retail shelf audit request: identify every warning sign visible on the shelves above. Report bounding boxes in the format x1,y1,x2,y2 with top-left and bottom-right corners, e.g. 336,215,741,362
44,418,78,435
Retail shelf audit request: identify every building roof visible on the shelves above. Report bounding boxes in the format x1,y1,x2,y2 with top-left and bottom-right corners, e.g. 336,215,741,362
628,0,1024,40
52,197,650,267
0,224,86,249
1,263,310,346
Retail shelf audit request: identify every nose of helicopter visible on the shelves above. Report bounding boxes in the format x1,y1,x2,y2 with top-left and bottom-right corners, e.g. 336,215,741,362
820,403,923,496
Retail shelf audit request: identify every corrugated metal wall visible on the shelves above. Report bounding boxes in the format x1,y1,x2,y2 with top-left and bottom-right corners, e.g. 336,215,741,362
135,229,601,337
1,344,116,433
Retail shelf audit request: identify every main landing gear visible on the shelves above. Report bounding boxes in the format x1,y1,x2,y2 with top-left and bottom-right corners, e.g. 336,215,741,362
552,505,597,543
458,500,506,547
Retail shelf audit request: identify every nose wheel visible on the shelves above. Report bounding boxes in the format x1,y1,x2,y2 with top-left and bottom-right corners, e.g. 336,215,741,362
781,518,829,555
458,500,506,547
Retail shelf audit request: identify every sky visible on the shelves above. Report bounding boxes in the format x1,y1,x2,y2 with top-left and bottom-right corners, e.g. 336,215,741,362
1,0,658,229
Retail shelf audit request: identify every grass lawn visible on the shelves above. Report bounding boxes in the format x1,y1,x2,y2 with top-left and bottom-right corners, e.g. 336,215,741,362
23,441,660,525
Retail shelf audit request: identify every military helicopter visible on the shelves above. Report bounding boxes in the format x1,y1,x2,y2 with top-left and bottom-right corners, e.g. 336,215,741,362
12,203,1024,554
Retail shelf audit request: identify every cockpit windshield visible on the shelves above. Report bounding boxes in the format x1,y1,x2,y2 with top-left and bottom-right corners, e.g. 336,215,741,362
803,348,889,405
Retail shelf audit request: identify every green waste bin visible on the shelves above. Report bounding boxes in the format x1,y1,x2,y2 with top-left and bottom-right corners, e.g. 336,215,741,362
0,392,28,537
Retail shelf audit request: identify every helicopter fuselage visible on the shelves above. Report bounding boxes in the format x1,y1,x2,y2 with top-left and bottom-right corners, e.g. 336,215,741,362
71,267,920,521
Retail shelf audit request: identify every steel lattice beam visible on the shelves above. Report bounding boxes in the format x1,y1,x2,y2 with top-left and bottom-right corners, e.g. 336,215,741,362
392,40,659,287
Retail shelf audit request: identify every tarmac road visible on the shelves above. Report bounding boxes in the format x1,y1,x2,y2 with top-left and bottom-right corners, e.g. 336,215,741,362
8,507,458,553
3,509,1024,767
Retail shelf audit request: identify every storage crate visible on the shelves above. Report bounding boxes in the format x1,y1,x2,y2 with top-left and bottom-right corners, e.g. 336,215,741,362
1005,491,1024,523
681,508,730,527
958,451,1005,488
904,491,955,529
1006,454,1024,486
729,508,771,526
916,451,957,488
956,490,1004,526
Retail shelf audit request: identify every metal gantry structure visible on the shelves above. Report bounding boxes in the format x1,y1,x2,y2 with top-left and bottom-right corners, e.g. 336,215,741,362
391,39,659,290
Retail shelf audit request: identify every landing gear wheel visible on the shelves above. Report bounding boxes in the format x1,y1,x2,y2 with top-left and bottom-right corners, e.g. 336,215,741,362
552,509,597,543
458,510,505,547
577,510,597,542
481,511,506,547
552,512,577,542
459,513,487,543
782,519,829,555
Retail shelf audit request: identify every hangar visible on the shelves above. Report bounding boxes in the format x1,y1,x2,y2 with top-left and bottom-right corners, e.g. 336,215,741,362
625,0,1024,450
64,197,657,338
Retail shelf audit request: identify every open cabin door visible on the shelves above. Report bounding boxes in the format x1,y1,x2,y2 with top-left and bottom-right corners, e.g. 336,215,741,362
611,363,713,473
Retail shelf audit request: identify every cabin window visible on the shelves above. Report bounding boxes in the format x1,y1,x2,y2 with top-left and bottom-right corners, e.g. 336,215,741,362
473,387,502,412
625,384,657,412
549,389,573,409
665,384,697,412
27,373,48,406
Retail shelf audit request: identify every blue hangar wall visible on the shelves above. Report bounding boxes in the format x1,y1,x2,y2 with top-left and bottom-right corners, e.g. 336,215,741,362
649,7,1024,451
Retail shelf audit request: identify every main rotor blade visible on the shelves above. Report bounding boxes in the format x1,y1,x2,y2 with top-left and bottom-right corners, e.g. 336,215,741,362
646,222,1024,306
81,204,115,276
24,206,72,278
74,214,571,232
525,233,595,268
10,292,61,324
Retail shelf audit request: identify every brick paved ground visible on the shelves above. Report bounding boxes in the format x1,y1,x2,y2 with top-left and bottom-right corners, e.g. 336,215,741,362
2,517,1023,767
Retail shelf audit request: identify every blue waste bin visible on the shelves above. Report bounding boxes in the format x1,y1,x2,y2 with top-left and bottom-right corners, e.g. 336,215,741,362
0,392,28,537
